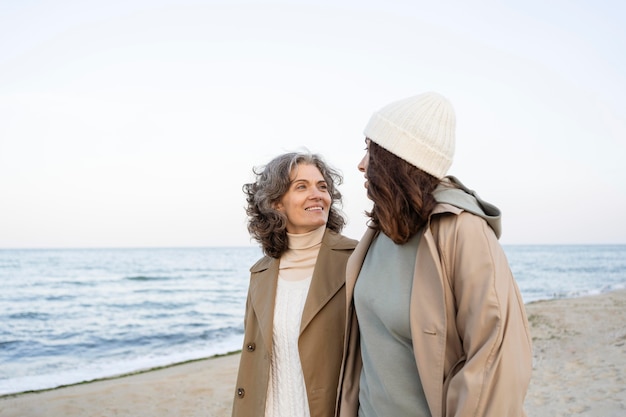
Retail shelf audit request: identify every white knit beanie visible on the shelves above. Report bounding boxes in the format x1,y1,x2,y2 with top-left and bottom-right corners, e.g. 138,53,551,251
363,92,456,179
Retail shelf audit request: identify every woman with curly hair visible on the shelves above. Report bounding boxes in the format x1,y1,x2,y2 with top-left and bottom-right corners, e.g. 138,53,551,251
232,151,357,417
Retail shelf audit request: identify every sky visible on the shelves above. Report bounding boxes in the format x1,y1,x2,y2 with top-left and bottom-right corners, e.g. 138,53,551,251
1,0,625,248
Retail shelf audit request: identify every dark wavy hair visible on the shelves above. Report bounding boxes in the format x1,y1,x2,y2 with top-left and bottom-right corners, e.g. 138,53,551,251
243,152,347,258
365,140,441,244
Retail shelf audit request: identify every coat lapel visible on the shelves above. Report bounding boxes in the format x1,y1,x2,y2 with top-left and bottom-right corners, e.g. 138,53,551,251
300,230,354,333
249,256,279,354
410,227,447,417
345,228,376,306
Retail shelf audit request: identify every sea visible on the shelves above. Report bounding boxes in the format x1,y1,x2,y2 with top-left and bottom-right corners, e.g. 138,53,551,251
1,244,625,396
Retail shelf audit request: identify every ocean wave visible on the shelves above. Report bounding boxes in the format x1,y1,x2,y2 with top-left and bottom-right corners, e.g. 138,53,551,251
7,311,52,320
124,275,173,281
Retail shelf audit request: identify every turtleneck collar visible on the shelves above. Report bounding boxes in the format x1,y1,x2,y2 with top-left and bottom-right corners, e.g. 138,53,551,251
279,226,326,279
286,225,326,250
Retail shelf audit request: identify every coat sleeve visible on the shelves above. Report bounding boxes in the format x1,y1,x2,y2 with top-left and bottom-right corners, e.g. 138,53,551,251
441,212,532,417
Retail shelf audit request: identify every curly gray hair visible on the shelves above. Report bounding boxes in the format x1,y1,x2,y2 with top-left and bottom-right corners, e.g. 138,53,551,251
243,152,346,258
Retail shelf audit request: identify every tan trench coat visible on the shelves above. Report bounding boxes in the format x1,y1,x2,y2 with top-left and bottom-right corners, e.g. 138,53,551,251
337,204,532,417
232,229,357,417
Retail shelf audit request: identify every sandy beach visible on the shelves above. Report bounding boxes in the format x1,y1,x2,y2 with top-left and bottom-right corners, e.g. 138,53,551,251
1,290,625,417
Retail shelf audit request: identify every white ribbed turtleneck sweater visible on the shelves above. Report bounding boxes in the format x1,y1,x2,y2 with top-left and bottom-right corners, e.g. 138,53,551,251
264,225,325,417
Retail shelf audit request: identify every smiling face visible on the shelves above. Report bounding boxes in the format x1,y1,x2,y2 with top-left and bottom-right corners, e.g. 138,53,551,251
275,163,331,234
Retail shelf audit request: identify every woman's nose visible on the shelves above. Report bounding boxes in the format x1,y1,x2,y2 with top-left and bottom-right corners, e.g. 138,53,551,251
358,155,366,172
309,187,323,199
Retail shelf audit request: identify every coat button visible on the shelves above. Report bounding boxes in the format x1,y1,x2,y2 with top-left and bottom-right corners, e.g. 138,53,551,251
237,387,245,398
246,342,256,352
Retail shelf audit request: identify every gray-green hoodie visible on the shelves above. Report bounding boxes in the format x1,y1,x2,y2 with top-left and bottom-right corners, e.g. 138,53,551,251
433,175,502,239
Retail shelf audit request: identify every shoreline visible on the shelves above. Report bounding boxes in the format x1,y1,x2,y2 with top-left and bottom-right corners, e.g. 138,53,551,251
0,351,242,400
0,351,243,417
1,290,625,416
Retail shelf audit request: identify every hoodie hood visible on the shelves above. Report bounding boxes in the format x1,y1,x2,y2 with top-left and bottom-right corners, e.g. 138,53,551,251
433,176,502,239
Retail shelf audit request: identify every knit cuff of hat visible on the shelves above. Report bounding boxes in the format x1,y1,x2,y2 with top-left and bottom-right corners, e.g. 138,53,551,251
364,112,453,179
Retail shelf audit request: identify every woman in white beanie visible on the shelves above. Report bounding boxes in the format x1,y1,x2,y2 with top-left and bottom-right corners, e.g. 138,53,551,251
336,92,532,417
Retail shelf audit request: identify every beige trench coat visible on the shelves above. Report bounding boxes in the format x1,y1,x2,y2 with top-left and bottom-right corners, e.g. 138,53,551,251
232,229,357,417
337,204,532,417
